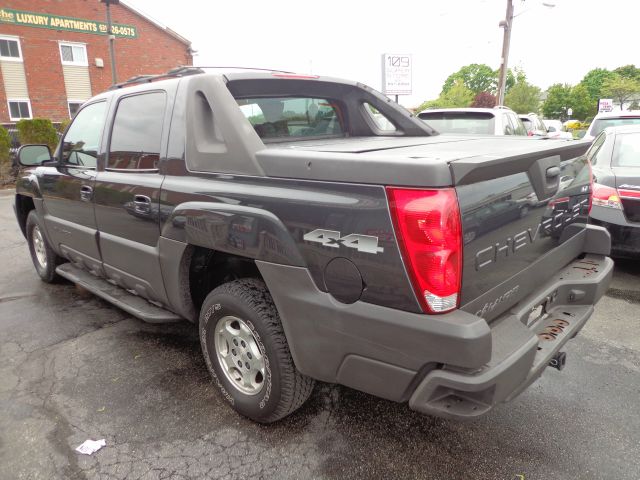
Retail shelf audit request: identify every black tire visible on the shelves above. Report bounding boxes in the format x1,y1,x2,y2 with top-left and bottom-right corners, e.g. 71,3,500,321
199,278,315,423
26,210,62,283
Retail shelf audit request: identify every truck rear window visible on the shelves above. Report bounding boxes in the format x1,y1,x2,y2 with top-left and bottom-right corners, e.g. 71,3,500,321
237,97,344,141
418,111,495,135
591,117,640,137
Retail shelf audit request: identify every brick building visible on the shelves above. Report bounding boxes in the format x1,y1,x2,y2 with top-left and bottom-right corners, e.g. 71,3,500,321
0,0,192,123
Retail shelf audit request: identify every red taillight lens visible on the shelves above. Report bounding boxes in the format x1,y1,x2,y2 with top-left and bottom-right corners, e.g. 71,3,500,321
592,183,622,210
386,187,462,314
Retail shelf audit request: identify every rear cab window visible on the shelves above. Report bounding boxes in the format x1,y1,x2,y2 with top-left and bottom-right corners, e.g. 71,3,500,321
418,111,495,135
591,117,640,137
108,91,166,170
237,97,344,141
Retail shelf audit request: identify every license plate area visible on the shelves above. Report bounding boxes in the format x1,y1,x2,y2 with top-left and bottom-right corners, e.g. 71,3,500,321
524,289,557,328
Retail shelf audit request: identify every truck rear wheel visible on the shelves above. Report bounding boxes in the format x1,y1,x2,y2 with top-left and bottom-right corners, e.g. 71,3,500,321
26,210,61,283
199,278,314,423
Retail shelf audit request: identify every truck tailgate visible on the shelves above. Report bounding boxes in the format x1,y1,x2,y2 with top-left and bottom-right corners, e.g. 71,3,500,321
451,142,592,321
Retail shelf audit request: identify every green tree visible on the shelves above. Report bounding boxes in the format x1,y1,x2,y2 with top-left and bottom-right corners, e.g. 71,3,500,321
629,100,640,110
613,64,640,82
442,64,497,95
579,68,615,102
569,84,597,120
504,79,541,114
439,80,474,107
602,75,640,110
542,83,573,120
417,80,474,112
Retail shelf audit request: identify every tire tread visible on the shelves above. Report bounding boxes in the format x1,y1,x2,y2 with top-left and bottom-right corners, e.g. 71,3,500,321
206,278,314,422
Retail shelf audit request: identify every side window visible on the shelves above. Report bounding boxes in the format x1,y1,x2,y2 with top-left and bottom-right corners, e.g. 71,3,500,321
503,114,515,135
363,103,397,132
587,133,607,166
511,114,527,135
61,101,107,168
108,92,166,170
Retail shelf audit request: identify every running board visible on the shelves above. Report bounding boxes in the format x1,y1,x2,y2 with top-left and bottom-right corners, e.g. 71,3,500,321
55,263,182,324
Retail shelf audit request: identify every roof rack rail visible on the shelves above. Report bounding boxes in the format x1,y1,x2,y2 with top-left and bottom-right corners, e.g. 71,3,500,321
193,65,297,74
109,66,205,90
493,105,512,110
108,65,298,90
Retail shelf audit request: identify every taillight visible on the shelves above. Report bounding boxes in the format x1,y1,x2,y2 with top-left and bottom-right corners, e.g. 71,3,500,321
386,187,462,314
592,183,622,209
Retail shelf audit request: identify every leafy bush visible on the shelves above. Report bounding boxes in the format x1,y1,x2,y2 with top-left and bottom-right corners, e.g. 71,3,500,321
57,119,71,134
0,126,13,185
16,118,58,151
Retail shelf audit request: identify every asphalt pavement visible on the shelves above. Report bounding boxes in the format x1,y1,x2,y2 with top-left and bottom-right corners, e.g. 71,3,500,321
0,194,639,480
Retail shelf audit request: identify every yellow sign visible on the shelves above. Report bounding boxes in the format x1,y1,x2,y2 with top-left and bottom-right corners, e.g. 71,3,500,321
0,8,137,38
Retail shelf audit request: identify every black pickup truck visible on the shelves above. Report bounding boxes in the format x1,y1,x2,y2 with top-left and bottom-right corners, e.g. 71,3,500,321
13,68,613,423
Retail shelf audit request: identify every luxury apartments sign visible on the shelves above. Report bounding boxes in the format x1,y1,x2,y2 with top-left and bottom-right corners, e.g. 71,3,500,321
0,8,137,38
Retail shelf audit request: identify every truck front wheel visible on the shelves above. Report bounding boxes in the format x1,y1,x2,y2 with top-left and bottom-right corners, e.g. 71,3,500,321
199,278,314,423
26,210,61,283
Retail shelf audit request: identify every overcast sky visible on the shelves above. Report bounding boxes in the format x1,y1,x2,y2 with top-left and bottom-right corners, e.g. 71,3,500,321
125,0,639,107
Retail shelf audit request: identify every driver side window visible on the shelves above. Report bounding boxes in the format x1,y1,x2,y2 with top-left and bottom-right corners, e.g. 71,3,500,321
60,101,107,168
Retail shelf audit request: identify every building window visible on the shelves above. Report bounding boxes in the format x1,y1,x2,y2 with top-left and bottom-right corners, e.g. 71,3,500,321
7,99,32,120
68,101,84,118
59,42,88,66
0,36,22,61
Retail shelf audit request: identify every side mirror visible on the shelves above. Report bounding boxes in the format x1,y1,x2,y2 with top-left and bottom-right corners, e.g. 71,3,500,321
17,144,53,166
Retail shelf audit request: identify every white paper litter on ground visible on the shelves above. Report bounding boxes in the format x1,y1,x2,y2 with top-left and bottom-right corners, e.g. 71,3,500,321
75,439,106,455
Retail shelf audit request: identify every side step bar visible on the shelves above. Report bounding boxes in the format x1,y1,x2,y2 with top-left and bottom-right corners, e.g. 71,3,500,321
56,263,182,324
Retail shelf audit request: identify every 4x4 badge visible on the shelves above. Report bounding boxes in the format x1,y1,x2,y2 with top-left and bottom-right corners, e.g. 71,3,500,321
303,229,384,254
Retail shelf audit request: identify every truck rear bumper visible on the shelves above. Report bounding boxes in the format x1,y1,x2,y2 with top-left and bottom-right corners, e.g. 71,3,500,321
256,227,613,420
409,254,613,419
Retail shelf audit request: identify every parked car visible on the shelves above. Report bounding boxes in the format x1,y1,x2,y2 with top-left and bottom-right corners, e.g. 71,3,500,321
583,110,640,142
13,67,612,423
519,113,548,137
543,119,573,140
588,124,640,257
418,106,528,136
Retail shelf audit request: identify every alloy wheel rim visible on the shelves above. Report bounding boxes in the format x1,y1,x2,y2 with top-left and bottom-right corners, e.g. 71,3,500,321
214,315,266,395
32,226,47,269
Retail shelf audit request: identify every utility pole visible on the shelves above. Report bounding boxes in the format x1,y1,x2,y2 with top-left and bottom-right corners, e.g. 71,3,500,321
496,0,514,106
100,0,119,85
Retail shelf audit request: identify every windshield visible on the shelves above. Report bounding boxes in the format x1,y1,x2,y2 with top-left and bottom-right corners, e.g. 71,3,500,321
591,117,640,137
237,97,344,141
613,132,640,167
418,111,495,135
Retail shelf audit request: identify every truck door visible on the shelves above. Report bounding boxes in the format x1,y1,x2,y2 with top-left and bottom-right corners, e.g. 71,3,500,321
38,100,108,275
93,90,169,306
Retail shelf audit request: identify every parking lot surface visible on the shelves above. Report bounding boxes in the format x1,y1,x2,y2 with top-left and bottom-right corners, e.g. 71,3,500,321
1,193,639,480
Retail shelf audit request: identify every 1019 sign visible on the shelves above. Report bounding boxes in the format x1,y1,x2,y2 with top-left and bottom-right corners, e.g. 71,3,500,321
382,53,412,96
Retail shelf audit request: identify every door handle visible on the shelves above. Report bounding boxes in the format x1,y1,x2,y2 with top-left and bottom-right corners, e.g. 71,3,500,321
133,195,152,214
80,185,93,202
